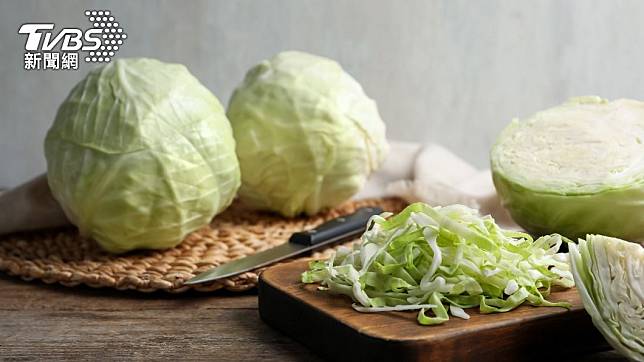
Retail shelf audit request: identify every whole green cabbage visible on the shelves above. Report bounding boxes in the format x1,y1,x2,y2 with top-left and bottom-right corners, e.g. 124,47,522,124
491,96,644,242
570,235,643,361
227,51,388,217
45,58,240,253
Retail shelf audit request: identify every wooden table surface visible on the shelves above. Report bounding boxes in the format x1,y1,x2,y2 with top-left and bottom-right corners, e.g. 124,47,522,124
0,274,321,361
0,272,626,361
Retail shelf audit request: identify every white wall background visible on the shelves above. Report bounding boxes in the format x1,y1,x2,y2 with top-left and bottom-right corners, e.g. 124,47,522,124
2,0,644,187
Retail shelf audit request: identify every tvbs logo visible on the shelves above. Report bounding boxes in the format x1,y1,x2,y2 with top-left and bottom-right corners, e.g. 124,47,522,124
18,10,127,70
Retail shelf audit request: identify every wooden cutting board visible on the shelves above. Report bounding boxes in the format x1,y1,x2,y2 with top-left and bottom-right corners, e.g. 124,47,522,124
258,260,609,361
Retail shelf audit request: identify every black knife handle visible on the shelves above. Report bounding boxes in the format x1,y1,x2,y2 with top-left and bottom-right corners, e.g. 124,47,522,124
289,207,383,246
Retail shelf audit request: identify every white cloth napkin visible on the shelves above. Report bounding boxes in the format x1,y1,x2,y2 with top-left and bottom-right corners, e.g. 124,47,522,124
356,141,517,228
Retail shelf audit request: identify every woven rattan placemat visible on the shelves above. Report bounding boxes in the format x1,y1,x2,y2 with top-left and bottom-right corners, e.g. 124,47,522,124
0,197,406,293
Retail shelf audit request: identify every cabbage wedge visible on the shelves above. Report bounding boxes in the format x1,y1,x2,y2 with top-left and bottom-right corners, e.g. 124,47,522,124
570,235,644,361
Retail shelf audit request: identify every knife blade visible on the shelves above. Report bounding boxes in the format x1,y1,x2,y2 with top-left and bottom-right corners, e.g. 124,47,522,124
185,206,383,285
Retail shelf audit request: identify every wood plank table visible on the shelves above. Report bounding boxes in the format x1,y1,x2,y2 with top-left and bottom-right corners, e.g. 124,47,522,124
0,273,626,361
0,274,321,361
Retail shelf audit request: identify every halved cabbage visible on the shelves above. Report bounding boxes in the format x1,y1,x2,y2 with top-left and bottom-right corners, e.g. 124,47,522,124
491,96,644,242
570,235,643,361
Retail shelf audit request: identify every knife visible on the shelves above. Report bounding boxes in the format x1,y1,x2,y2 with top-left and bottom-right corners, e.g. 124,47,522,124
185,206,383,285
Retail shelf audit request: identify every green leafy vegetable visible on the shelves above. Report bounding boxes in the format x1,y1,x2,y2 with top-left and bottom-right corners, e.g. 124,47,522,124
45,58,241,253
227,51,388,217
570,235,643,361
491,96,644,242
302,202,574,325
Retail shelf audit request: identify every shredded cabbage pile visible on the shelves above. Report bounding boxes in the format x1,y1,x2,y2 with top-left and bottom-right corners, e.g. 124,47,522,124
302,203,575,325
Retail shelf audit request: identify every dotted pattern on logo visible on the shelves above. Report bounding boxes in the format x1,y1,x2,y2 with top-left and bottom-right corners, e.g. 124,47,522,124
84,10,127,63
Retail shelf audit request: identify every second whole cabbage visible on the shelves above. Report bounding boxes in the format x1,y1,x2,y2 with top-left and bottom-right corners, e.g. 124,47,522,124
228,51,389,217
